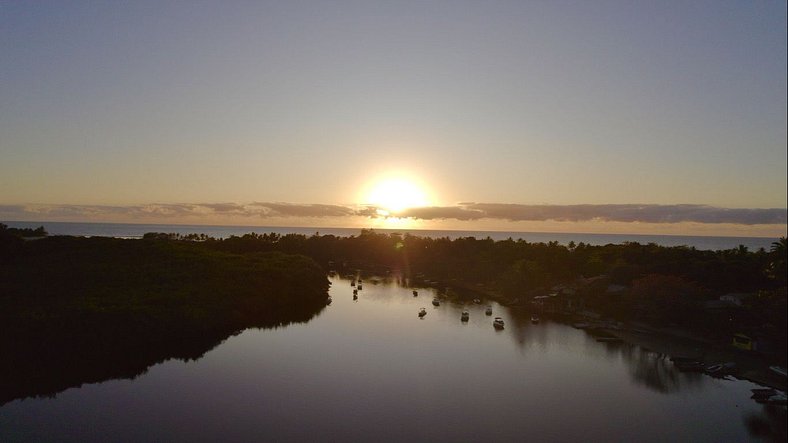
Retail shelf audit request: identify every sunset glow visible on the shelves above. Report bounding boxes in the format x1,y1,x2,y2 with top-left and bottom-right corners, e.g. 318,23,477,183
363,177,431,214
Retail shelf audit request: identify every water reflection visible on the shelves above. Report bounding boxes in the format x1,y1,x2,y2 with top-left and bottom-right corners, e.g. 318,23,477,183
745,405,788,442
0,275,772,442
362,275,755,396
1,301,326,406
620,345,703,394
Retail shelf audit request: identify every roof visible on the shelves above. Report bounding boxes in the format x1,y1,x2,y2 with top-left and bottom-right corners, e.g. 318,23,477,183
704,300,740,310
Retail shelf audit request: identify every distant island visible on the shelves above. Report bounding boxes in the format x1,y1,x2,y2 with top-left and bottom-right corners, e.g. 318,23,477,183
1,225,785,404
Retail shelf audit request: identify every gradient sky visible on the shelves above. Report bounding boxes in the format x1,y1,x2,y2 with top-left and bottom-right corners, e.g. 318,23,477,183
1,1,786,236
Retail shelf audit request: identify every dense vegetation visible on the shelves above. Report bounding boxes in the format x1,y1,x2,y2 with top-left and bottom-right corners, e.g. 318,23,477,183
1,225,785,403
0,230,329,405
194,229,787,358
0,222,46,238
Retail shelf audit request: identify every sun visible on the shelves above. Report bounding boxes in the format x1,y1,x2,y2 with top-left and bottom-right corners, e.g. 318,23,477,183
364,177,430,215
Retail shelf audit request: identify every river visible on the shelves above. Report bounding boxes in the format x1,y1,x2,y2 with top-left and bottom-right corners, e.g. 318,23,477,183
0,275,783,442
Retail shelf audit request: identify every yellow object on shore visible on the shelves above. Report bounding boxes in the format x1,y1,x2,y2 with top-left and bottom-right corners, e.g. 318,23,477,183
732,333,754,351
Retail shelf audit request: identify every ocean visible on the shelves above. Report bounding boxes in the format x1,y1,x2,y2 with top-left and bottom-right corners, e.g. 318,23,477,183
3,220,780,251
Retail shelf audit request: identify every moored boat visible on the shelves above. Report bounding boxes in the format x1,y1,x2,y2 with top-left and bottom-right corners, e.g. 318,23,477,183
769,366,787,377
751,388,787,405
531,314,540,324
432,298,440,306
493,317,505,329
326,296,332,305
461,310,470,321
705,362,737,376
485,306,493,316
413,290,418,297
418,308,427,317
672,359,706,372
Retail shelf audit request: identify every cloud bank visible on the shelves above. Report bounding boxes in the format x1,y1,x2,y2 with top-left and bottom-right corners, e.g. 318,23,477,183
1,202,785,225
394,203,787,225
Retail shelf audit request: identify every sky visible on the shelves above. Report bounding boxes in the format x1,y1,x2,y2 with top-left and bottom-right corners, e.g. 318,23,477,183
1,1,786,237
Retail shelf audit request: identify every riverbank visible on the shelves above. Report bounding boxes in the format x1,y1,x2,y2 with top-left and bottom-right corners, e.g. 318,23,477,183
607,324,787,392
417,276,787,391
0,236,330,405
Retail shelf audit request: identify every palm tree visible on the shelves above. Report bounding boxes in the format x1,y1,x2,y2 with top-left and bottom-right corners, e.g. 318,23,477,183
770,237,787,258
767,237,787,284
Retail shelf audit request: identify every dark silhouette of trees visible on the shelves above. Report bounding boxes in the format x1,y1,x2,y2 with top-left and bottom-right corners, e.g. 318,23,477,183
3,228,785,404
0,235,329,405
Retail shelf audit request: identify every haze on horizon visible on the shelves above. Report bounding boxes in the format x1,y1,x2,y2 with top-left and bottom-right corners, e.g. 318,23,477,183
1,1,786,237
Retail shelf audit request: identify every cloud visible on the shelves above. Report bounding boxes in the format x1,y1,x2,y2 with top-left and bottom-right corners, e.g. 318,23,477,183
394,203,787,225
0,202,785,225
249,202,357,218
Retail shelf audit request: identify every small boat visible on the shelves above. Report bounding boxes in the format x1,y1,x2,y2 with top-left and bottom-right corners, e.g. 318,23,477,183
351,281,356,287
413,290,418,297
461,310,470,321
769,366,787,377
531,314,540,324
751,388,776,399
326,296,332,305
705,362,737,376
674,360,705,372
595,336,622,343
485,306,493,316
765,392,787,405
353,294,358,300
752,388,787,405
353,289,358,295
432,298,440,306
418,308,427,318
357,284,363,290
493,317,505,329
473,298,482,304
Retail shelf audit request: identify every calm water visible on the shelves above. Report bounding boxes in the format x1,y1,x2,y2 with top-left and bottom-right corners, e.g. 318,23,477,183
4,220,781,251
0,276,780,442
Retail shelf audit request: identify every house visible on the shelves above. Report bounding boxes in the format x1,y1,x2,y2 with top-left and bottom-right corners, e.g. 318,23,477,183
704,299,740,310
719,293,754,307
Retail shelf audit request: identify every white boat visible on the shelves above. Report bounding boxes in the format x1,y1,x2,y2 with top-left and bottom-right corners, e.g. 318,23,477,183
531,314,540,323
705,362,736,376
473,298,482,304
493,317,505,329
461,310,470,321
326,296,332,305
432,298,440,306
485,306,493,315
418,308,427,317
769,366,787,377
